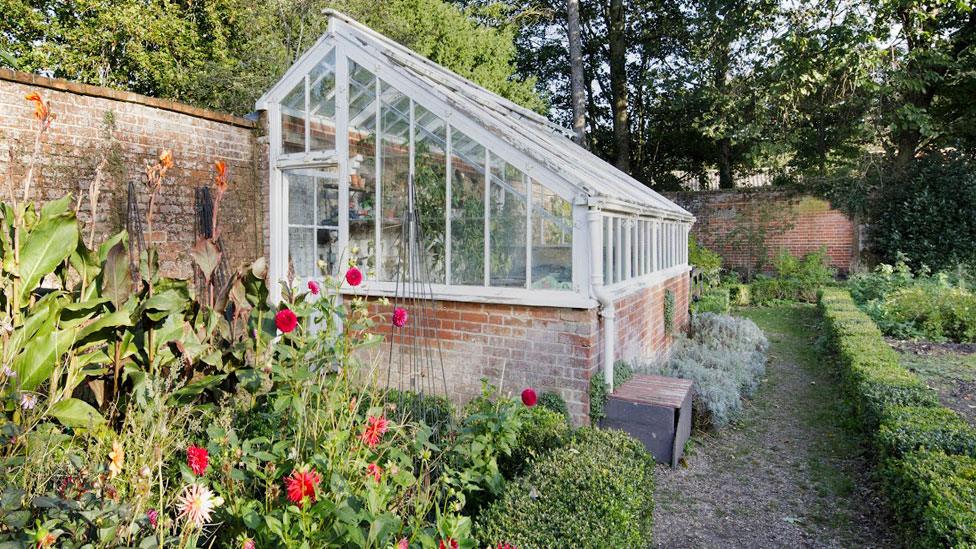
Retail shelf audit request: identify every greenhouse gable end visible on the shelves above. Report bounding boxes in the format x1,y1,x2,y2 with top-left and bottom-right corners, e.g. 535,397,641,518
256,11,694,424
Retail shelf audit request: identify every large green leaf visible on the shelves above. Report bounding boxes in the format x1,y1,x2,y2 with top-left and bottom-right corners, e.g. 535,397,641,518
167,374,227,405
76,310,132,350
100,241,132,310
12,326,78,390
49,398,105,428
18,210,79,303
190,239,221,281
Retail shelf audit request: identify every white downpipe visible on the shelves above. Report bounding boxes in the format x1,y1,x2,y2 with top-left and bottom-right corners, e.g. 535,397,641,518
588,210,616,392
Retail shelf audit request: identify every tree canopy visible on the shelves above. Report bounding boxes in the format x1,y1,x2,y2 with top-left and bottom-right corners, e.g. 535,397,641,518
0,0,542,114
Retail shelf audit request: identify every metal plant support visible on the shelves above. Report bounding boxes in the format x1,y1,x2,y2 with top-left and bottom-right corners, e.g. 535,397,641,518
125,181,146,284
385,176,450,427
194,186,229,292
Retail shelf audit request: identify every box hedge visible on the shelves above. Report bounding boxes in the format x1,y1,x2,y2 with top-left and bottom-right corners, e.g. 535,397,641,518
883,450,976,547
475,428,655,548
818,288,976,547
877,406,976,460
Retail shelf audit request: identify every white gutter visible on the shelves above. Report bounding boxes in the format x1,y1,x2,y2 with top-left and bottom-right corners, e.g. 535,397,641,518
587,209,616,392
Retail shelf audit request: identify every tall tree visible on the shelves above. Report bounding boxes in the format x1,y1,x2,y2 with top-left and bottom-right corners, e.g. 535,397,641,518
607,0,630,170
567,0,587,146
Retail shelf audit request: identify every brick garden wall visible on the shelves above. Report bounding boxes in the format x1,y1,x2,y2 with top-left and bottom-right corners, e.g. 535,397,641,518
361,270,689,425
0,69,267,277
667,190,858,274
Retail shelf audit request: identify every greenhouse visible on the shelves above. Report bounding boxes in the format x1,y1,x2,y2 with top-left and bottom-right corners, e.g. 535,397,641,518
256,11,695,423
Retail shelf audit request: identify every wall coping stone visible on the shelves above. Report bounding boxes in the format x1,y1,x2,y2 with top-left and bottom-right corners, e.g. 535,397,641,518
0,68,256,129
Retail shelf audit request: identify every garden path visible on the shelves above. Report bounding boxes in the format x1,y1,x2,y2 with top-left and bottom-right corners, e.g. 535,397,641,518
652,305,897,548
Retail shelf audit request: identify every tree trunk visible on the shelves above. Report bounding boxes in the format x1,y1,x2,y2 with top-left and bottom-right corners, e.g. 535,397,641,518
567,0,587,147
608,0,630,171
717,138,734,189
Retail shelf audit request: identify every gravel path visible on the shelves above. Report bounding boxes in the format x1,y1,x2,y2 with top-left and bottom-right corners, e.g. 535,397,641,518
653,305,897,549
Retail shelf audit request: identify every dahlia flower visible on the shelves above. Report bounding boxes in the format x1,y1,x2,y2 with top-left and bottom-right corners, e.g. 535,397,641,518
360,415,389,448
187,444,209,476
176,483,223,528
285,467,321,507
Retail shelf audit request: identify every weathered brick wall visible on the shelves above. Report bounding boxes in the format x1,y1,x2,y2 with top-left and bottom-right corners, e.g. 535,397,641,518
667,190,857,274
0,69,266,277
360,270,689,425
610,271,690,365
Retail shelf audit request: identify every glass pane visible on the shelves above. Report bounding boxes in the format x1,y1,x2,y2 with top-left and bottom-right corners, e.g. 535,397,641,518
281,78,306,154
489,153,527,287
317,178,339,227
288,227,314,278
317,228,339,275
450,129,485,285
309,49,337,151
349,61,377,274
531,180,572,290
288,174,314,225
378,82,410,281
414,104,447,283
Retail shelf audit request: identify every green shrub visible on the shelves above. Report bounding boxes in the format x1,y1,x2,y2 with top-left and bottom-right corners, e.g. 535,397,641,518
475,428,655,548
883,450,976,548
869,151,976,272
877,406,976,460
538,391,570,422
692,287,731,314
850,257,976,343
751,249,835,304
729,283,751,306
689,235,723,287
385,388,455,434
643,313,768,429
500,406,571,478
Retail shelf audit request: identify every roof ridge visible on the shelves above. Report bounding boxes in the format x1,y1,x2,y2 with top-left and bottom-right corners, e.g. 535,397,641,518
322,9,564,134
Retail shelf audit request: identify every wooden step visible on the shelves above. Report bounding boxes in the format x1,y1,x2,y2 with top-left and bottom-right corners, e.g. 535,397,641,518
603,374,694,468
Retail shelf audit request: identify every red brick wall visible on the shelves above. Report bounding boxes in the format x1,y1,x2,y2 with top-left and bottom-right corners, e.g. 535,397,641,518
0,69,267,277
667,190,857,274
359,270,689,425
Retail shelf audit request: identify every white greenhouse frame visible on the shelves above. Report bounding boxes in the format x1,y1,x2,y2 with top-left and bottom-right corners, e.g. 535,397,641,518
256,11,694,312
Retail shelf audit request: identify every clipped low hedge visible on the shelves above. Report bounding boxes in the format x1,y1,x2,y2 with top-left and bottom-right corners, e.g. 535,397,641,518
883,450,976,547
877,406,976,461
818,288,939,429
692,287,731,315
499,405,571,479
475,428,655,548
819,288,976,547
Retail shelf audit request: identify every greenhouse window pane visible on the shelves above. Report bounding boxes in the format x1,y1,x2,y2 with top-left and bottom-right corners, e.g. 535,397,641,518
317,228,339,275
378,82,410,281
309,49,337,151
449,129,485,285
530,180,572,290
603,216,612,283
317,178,339,227
489,153,527,287
413,104,447,283
289,227,314,277
288,174,314,225
348,61,377,274
281,78,306,154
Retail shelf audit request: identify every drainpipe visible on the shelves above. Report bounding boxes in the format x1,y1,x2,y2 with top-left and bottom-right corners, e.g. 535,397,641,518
588,209,616,392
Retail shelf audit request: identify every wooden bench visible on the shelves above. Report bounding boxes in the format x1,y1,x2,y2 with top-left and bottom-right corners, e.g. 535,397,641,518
602,374,693,468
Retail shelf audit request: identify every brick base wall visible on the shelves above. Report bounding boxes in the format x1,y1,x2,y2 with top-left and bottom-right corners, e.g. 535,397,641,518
666,190,857,274
0,69,267,278
358,270,689,425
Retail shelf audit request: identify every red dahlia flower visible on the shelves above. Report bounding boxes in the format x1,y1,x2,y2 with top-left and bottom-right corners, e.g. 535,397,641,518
147,509,158,528
392,307,408,328
284,467,321,507
397,539,409,549
521,388,537,407
360,415,389,448
438,539,458,549
275,308,298,333
345,267,363,287
307,280,320,295
187,444,209,476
